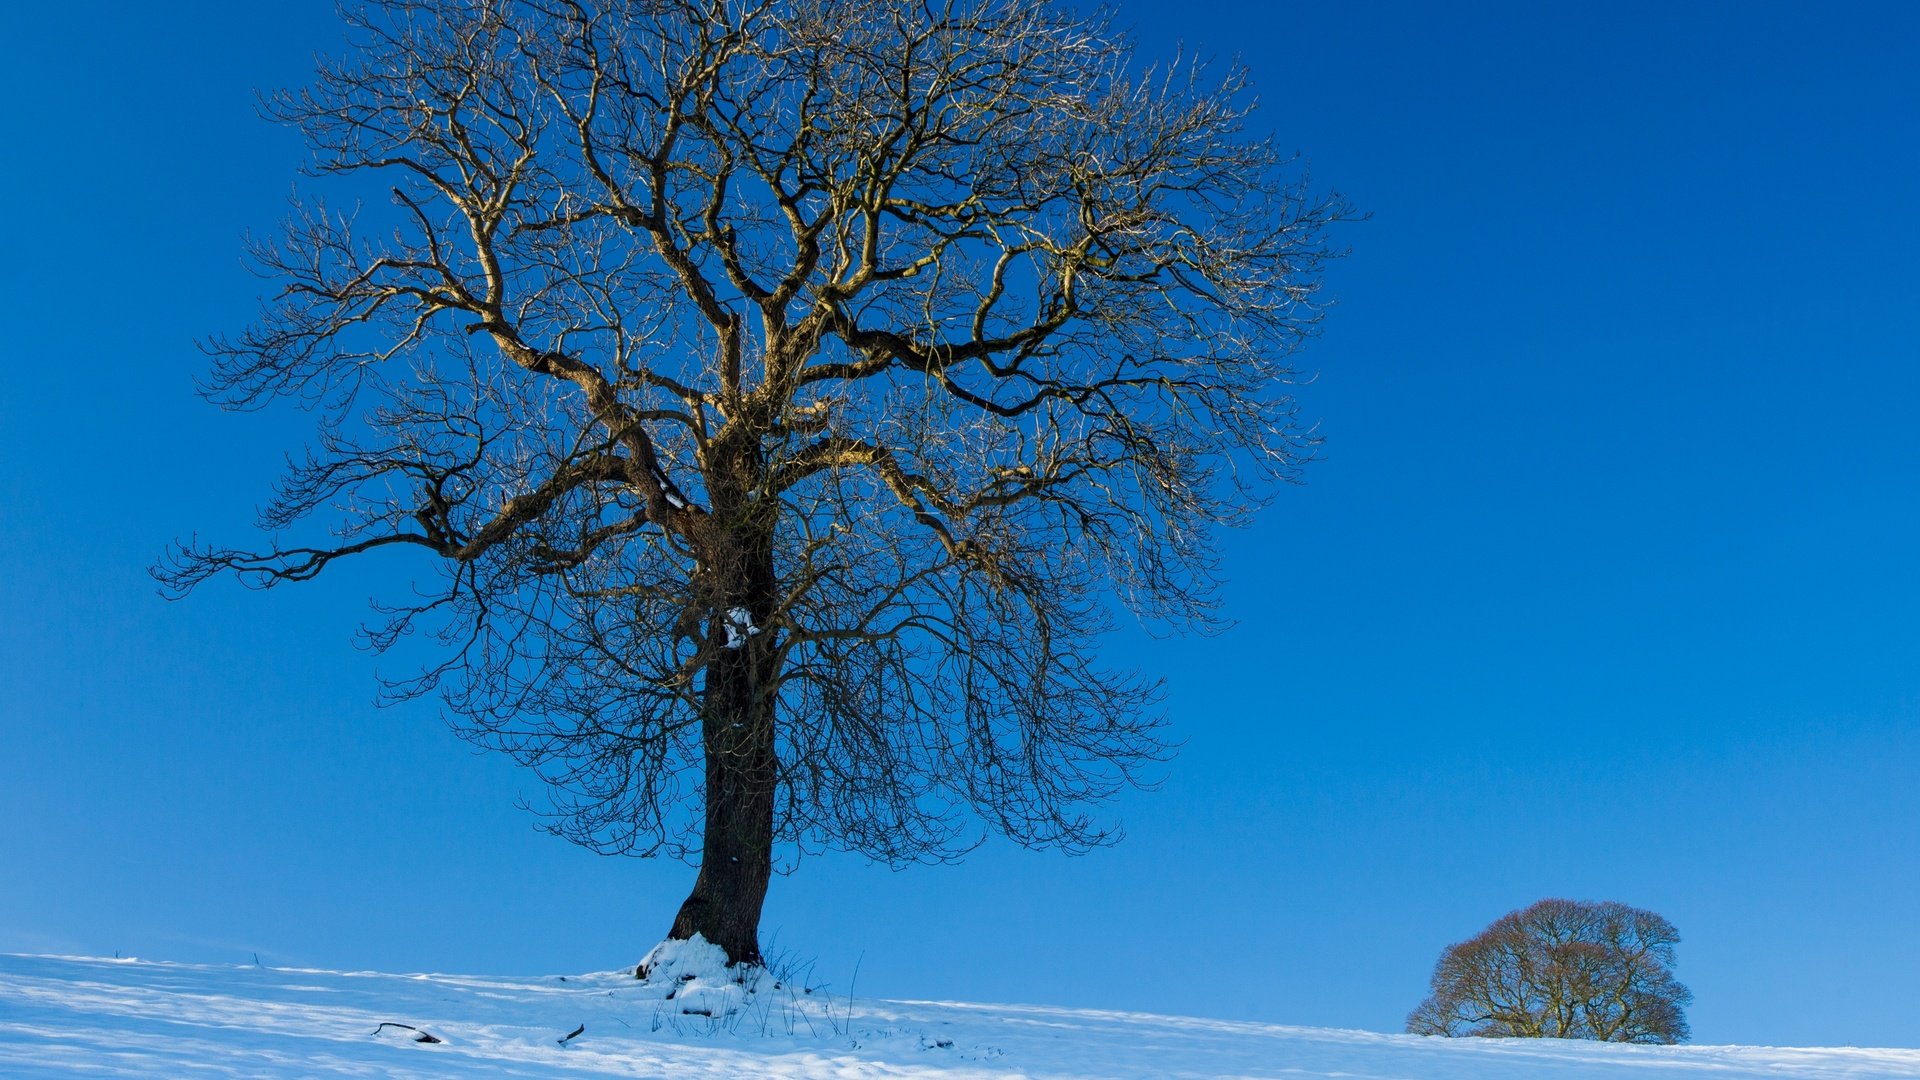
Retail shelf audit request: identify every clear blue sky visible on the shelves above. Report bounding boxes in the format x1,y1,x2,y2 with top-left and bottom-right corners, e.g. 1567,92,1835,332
3,0,1916,1050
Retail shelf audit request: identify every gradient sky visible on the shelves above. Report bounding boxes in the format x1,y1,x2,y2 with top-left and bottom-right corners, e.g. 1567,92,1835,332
3,0,1917,1050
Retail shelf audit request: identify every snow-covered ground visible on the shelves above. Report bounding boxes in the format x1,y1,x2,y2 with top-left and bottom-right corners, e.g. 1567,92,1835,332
3,951,1916,1079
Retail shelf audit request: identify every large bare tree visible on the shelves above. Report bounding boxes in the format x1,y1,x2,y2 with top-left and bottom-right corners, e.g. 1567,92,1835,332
161,0,1346,967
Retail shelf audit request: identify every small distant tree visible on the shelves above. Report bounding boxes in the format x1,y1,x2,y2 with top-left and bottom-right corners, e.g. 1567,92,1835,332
1407,898,1692,1044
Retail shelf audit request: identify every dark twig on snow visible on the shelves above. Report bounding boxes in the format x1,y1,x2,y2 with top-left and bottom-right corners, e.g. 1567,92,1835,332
371,1022,443,1044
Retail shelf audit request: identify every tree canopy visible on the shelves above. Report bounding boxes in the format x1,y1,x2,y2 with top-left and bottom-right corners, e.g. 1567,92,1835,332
1408,898,1692,1044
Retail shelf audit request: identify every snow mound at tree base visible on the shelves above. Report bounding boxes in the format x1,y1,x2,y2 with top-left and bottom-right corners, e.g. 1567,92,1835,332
5,952,1920,1079
633,934,788,1019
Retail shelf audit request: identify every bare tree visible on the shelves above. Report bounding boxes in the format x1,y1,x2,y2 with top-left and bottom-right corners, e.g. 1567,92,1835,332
159,0,1347,968
1407,899,1693,1044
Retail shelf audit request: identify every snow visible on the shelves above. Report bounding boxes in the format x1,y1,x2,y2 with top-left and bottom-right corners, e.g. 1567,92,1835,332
633,935,764,1018
2,953,1917,1078
723,607,762,648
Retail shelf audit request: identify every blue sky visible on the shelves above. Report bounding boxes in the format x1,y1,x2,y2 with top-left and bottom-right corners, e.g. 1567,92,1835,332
3,0,1917,1050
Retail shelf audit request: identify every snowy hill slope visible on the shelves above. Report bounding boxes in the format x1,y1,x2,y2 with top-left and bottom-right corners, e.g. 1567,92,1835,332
3,953,1916,1079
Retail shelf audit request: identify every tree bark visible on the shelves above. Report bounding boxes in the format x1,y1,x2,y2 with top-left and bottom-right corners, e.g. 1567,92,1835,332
663,504,779,968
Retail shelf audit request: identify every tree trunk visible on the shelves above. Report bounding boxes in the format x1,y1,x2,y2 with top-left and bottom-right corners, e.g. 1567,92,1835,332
663,510,778,969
